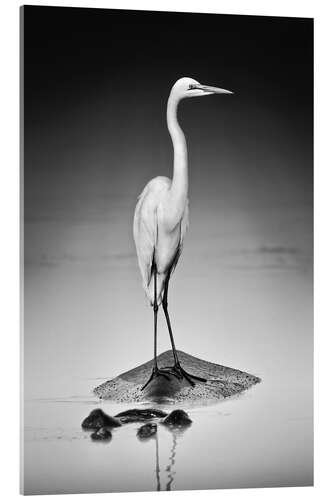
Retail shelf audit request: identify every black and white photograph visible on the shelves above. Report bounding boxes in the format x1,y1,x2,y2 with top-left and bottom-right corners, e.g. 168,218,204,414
22,4,313,495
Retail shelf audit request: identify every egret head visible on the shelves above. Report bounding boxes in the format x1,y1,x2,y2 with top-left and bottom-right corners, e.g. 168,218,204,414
170,77,233,101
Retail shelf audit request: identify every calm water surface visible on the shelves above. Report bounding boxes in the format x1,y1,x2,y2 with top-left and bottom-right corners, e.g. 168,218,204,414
23,371,313,495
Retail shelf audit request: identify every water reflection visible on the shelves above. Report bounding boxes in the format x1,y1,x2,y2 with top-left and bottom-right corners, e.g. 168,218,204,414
24,386,313,494
152,425,189,491
166,431,177,490
155,432,161,491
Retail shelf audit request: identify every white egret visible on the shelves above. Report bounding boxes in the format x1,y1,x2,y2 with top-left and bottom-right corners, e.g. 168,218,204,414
133,77,233,390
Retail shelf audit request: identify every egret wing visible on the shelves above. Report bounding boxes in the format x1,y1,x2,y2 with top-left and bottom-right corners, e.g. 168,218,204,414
169,198,189,275
133,186,158,290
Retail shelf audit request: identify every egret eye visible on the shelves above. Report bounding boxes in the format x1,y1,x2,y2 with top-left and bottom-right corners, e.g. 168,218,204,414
188,84,196,90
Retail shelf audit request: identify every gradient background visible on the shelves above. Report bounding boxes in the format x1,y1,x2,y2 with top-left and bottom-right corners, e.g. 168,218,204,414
22,6,313,494
24,6,313,396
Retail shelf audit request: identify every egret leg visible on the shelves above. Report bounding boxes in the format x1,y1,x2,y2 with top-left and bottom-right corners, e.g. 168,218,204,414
162,273,207,387
162,274,180,366
141,266,170,391
153,269,158,370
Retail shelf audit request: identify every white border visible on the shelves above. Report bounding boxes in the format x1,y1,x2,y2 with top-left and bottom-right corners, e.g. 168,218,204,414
1,1,332,499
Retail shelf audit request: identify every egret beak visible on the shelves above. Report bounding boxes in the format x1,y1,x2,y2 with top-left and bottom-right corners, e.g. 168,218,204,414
192,84,233,95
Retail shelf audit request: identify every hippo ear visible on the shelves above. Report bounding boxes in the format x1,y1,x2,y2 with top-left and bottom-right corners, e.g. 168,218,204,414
81,408,121,430
162,409,192,427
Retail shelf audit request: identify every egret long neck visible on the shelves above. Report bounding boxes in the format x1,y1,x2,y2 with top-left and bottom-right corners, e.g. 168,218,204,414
167,95,188,217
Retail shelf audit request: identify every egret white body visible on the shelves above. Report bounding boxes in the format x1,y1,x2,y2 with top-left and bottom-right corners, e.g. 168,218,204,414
133,77,232,389
133,176,188,306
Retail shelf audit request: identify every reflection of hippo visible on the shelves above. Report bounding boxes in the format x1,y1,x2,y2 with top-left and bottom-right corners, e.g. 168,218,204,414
91,427,112,441
137,423,157,439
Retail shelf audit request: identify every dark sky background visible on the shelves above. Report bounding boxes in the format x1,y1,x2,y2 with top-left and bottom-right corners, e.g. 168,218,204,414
23,6,313,391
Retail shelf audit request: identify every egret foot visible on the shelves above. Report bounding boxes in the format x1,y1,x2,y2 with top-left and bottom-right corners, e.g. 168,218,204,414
162,362,207,387
140,367,172,391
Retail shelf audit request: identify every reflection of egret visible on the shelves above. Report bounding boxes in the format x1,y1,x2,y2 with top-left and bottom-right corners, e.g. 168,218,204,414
166,432,178,490
155,432,161,491
133,77,233,391
152,425,190,491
